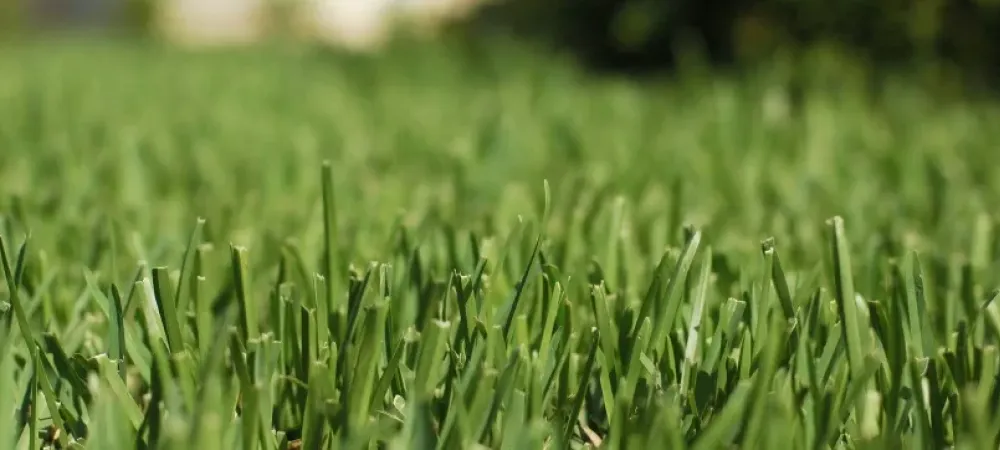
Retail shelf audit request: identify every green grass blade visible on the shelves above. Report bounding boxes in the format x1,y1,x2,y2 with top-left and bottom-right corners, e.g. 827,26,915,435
827,216,867,377
690,381,752,450
603,196,626,291
681,246,712,393
0,233,27,362
109,284,127,380
436,339,487,449
650,230,702,353
391,397,436,450
232,245,259,345
537,280,565,367
903,252,932,358
762,238,796,320
370,336,405,413
738,314,786,448
414,319,450,400
152,267,185,353
620,317,651,407
500,389,528,450
564,328,600,443
175,217,205,315
26,360,38,450
590,283,621,376
241,382,261,450
0,336,14,449
477,347,521,445
499,236,542,342
194,274,212,358
908,356,933,447
0,235,35,349
347,302,387,435
33,346,69,448
321,160,341,316
302,361,330,450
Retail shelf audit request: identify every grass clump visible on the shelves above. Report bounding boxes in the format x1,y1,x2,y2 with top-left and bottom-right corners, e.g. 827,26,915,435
2,40,1000,449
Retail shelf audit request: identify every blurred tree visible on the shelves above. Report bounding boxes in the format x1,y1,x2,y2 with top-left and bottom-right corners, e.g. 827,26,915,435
0,0,25,37
469,0,1000,85
120,0,157,37
26,0,122,29
469,0,748,73
0,0,155,37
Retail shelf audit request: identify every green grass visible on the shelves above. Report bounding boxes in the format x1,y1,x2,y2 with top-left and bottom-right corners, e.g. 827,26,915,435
3,39,1000,449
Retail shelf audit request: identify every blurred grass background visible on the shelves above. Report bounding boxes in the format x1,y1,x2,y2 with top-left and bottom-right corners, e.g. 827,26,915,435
2,0,999,276
3,0,998,275
1,33,999,291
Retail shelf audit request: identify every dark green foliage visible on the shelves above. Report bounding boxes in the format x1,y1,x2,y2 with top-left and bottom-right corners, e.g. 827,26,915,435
476,0,1000,82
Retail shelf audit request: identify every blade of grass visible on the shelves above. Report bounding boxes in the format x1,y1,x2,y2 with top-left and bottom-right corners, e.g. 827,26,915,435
321,160,342,319
499,236,542,342
690,381,752,450
762,238,796,321
620,317,652,408
436,339,487,449
827,216,867,377
174,217,205,315
370,336,405,413
563,328,600,443
738,313,786,448
302,361,330,449
152,267,185,353
590,283,621,376
0,342,12,449
537,279,565,367
33,346,69,448
109,284,127,380
477,346,521,445
603,196,626,291
648,230,701,353
195,274,212,358
25,359,38,450
500,389,528,450
232,245,259,345
414,319,450,400
681,246,712,393
902,252,932,358
347,302,388,436
0,235,35,351
0,234,26,364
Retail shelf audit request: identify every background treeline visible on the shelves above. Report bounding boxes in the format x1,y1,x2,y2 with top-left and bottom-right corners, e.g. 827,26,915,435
468,0,1000,84
4,0,999,87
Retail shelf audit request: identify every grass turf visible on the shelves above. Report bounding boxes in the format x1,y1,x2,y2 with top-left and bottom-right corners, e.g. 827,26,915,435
2,39,1000,449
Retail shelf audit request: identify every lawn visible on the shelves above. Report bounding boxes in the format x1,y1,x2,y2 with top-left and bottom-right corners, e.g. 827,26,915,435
2,39,1000,449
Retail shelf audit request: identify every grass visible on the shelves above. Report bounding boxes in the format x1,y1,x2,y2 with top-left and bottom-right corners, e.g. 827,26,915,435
2,38,1000,449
